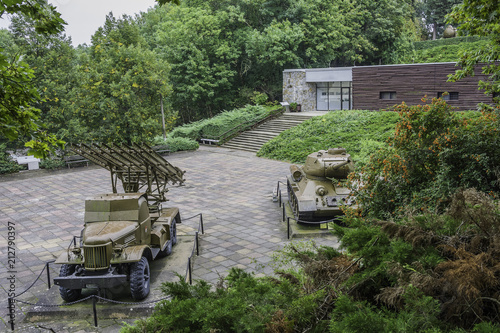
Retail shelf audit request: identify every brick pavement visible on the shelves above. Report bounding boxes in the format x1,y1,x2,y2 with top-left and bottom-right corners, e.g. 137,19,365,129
0,146,339,332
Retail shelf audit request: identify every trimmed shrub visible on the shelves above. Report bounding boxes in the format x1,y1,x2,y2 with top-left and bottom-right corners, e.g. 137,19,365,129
40,157,66,170
168,105,272,141
0,143,22,174
151,136,199,152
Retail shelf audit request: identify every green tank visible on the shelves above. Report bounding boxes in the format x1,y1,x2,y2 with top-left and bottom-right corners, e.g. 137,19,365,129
287,148,355,221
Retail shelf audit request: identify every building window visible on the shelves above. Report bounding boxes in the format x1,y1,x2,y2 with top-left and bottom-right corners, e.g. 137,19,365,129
316,81,352,111
380,91,397,100
438,92,459,100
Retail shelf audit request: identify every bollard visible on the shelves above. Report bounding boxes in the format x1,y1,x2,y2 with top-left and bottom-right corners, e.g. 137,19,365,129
92,296,98,327
200,214,204,234
287,217,290,239
188,257,192,285
195,231,199,256
8,297,14,331
46,262,51,289
282,204,285,222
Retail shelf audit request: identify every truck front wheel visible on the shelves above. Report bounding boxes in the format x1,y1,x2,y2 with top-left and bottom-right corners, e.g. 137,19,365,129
130,257,150,300
59,264,82,302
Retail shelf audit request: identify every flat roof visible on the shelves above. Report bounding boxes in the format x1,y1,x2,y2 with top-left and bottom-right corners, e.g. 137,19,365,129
284,62,458,73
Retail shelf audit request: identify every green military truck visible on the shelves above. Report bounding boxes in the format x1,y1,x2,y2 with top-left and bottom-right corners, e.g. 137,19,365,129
54,143,185,301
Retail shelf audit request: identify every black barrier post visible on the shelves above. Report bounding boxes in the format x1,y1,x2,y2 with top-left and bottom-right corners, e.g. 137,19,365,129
92,296,98,327
8,297,14,331
188,257,192,285
46,262,51,289
195,231,199,256
287,217,290,239
200,214,204,234
282,204,285,222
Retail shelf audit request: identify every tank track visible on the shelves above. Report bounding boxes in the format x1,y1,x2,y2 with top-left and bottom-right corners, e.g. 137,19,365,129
286,178,315,222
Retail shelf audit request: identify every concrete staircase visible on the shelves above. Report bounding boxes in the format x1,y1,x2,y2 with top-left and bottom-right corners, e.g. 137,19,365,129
221,113,314,152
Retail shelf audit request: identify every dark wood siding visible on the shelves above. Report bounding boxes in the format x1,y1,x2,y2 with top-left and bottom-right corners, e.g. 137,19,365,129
352,63,491,111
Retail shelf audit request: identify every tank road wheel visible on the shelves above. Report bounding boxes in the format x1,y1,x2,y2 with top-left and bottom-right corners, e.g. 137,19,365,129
130,256,150,301
59,264,82,302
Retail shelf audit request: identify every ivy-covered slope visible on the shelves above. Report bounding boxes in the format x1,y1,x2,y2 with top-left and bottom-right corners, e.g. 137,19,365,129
257,110,400,167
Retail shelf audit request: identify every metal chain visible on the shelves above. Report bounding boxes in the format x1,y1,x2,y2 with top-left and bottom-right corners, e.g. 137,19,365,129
14,295,95,307
94,295,172,305
14,294,172,307
14,264,47,298
182,213,202,220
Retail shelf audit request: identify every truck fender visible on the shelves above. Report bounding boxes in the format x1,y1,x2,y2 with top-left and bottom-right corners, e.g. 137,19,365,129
54,251,84,265
111,245,152,264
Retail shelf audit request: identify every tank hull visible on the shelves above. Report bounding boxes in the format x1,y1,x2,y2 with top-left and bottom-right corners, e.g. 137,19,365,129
287,176,353,221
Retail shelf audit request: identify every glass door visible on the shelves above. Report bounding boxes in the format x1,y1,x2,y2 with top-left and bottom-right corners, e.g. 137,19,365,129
342,86,351,110
316,83,328,110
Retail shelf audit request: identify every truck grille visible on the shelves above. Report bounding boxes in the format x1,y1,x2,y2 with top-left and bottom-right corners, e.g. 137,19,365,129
84,245,110,270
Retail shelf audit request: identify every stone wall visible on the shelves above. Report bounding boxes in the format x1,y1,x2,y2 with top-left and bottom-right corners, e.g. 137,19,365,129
282,70,316,111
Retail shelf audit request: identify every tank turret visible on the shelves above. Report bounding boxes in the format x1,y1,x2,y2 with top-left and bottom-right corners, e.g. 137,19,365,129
287,148,355,221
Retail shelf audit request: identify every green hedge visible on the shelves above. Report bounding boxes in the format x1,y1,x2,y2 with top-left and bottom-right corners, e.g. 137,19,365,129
411,39,489,63
169,105,273,141
151,136,199,152
413,36,488,51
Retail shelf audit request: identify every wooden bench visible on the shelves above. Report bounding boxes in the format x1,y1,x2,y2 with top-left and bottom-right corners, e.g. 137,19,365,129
152,145,171,156
16,156,40,170
200,138,219,145
64,155,89,168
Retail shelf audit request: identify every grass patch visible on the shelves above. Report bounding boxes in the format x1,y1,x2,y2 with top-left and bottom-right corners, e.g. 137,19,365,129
257,110,400,166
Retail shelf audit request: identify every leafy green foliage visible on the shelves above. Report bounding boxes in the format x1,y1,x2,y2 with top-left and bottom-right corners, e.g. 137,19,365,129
121,268,320,333
0,143,22,174
39,156,65,170
0,0,66,158
448,0,500,100
418,0,462,39
405,39,490,64
169,105,271,141
151,136,199,152
350,98,500,218
257,110,399,166
71,14,174,145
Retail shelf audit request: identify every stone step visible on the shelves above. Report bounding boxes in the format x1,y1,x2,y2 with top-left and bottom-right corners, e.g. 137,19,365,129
220,113,315,152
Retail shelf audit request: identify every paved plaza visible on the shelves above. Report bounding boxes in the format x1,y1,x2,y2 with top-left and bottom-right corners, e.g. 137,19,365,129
0,146,339,332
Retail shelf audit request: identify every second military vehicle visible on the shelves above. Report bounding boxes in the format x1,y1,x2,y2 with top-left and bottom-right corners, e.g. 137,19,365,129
54,143,185,301
287,148,355,221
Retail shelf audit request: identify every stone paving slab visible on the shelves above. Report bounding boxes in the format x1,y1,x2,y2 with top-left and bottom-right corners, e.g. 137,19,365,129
0,146,339,332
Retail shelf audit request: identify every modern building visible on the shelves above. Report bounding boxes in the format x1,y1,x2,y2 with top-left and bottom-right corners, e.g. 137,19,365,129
283,62,491,111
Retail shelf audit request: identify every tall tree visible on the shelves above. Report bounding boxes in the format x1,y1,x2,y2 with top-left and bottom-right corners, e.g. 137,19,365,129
448,0,500,103
74,13,174,144
0,0,65,157
420,0,462,39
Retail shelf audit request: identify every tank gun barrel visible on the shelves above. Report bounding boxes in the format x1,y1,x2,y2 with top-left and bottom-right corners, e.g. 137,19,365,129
327,159,350,171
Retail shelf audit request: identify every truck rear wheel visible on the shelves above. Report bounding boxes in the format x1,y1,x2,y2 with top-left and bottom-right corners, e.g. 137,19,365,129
59,264,82,302
130,257,150,300
172,215,178,245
